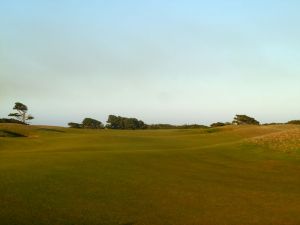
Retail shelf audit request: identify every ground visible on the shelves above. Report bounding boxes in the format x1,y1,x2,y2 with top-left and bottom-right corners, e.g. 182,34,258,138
0,124,300,225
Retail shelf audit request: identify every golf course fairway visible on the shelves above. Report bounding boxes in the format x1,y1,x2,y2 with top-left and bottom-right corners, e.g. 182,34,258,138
1,123,300,225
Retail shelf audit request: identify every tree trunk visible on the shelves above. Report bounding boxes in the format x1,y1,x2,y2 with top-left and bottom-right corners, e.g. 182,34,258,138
22,113,26,123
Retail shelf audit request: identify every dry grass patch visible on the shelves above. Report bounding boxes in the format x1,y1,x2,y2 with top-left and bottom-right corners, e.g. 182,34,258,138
247,128,300,152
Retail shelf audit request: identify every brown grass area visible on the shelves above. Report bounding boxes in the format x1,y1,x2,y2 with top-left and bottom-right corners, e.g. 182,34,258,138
247,128,300,152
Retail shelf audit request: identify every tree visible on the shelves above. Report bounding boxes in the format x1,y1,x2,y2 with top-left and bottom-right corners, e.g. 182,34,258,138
106,115,122,129
82,118,103,129
106,115,147,129
232,115,259,125
68,122,82,128
8,102,34,124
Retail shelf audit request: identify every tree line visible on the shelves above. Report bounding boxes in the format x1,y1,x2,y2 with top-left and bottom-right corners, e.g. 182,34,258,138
68,115,146,130
67,114,297,129
2,102,300,129
68,116,210,130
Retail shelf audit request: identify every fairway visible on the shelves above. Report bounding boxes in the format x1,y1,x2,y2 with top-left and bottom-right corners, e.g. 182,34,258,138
1,124,300,225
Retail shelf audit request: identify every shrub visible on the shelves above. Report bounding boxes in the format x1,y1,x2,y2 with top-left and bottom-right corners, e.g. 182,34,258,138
68,122,82,128
82,118,103,129
147,124,208,129
287,120,300,125
210,122,226,127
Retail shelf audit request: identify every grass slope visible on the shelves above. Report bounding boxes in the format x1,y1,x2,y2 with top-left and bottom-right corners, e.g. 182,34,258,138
0,124,300,225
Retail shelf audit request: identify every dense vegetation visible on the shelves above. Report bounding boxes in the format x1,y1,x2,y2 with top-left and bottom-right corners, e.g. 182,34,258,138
210,122,231,127
287,120,300,125
68,118,104,129
106,115,147,129
68,116,208,130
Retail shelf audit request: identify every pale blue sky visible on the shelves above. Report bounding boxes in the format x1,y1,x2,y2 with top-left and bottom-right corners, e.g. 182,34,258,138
1,0,300,125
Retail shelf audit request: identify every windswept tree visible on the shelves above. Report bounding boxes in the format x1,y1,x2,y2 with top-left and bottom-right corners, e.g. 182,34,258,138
8,102,34,124
233,115,259,125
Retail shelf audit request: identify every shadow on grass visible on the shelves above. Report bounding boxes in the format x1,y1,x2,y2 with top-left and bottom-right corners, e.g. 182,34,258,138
0,130,27,137
38,128,65,133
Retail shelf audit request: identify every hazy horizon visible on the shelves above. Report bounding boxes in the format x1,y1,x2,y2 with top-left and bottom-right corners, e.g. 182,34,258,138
1,0,300,126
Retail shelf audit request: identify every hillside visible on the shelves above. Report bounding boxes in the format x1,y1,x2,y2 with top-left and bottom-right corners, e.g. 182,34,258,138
1,124,300,225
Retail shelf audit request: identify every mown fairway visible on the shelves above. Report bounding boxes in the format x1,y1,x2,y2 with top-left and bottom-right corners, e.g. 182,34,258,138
1,124,300,225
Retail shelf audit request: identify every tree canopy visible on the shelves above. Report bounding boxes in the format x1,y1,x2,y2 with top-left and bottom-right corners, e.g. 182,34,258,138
8,102,34,124
106,115,146,130
82,118,104,129
233,115,259,125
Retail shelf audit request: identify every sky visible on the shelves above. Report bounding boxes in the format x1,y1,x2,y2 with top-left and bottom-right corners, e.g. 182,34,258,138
1,0,300,126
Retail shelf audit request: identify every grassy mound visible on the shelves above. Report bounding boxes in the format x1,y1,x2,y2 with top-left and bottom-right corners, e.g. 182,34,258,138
247,126,300,152
0,123,35,137
0,123,68,139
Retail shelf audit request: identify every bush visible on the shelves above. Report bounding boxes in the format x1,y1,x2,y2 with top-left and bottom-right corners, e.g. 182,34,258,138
68,122,82,128
287,120,300,125
147,124,208,129
263,123,283,126
146,124,175,129
177,124,208,129
210,122,226,127
82,118,103,129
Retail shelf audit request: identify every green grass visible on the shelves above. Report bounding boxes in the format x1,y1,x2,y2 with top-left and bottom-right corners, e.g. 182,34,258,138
1,124,300,225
